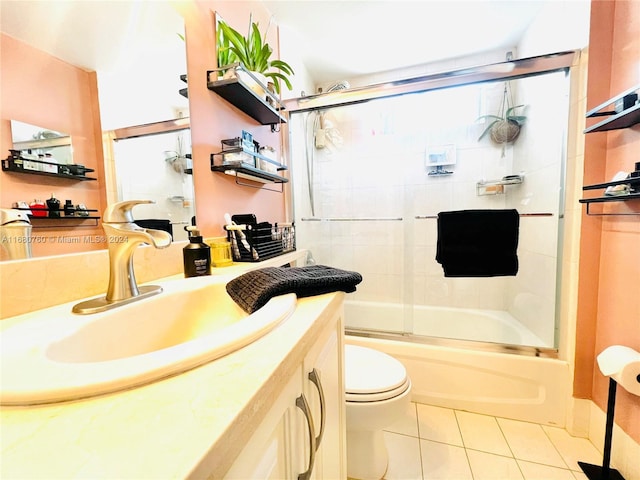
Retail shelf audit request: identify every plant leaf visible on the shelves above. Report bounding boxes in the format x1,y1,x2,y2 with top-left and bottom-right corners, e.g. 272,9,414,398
477,120,500,140
265,71,292,92
270,59,294,75
218,17,294,86
506,104,525,115
507,115,527,124
476,114,503,123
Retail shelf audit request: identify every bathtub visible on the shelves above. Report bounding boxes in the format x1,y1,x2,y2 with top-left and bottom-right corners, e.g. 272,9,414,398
343,300,570,427
344,300,549,347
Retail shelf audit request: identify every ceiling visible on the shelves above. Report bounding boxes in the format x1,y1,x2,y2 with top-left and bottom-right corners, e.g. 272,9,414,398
261,0,552,83
0,0,184,72
1,1,581,85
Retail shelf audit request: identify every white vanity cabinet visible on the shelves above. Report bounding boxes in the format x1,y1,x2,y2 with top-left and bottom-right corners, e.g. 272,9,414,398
225,308,345,480
301,317,346,480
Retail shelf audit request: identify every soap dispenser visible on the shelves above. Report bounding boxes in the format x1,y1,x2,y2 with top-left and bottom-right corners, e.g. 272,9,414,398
183,226,211,277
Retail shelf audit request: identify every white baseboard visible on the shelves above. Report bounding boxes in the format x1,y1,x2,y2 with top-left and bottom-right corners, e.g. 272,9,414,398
568,398,639,480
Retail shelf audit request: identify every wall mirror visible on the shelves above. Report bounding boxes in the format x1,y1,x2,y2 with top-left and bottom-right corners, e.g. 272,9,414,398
10,120,73,165
0,1,193,258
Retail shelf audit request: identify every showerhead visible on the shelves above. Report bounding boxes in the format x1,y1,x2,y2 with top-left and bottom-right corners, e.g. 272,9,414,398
327,80,350,92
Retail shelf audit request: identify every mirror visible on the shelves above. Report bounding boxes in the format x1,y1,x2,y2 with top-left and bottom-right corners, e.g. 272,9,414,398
10,120,73,166
0,1,193,259
110,125,194,242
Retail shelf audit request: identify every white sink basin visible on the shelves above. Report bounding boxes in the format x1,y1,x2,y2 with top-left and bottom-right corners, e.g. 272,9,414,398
0,275,296,405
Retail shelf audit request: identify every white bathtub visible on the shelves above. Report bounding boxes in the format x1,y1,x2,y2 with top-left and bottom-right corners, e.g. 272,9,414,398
343,301,570,426
345,300,549,347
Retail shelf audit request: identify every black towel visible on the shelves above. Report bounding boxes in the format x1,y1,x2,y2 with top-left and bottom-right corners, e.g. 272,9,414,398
436,209,519,277
226,265,363,313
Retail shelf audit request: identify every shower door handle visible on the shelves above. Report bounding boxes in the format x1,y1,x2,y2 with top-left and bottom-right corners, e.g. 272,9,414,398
296,393,317,480
308,368,326,450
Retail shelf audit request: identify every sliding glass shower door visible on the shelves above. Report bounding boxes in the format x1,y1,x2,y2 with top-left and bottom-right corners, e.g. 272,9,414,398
288,67,570,350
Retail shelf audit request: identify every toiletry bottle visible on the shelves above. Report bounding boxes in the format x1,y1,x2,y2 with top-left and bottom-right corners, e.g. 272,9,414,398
183,227,211,277
64,199,74,216
46,193,61,218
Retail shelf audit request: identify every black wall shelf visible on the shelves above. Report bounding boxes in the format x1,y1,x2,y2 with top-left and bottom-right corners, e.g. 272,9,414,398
5,207,100,227
579,177,640,215
584,84,640,133
210,145,289,190
581,84,640,215
206,66,287,126
211,153,288,183
2,157,97,181
179,73,188,99
28,216,101,228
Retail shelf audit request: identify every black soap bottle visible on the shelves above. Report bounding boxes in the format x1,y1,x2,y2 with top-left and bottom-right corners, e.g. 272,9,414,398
183,227,211,277
64,199,74,216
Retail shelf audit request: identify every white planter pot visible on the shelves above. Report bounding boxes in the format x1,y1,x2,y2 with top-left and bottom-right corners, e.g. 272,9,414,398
236,70,267,98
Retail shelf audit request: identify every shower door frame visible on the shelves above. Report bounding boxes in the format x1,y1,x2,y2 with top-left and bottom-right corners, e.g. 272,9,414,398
285,51,578,358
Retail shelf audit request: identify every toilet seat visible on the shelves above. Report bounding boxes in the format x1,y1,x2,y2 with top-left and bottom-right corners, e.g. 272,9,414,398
345,345,410,403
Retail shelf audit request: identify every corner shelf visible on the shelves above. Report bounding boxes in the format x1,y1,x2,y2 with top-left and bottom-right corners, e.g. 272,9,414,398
206,65,287,126
2,156,97,181
584,84,640,133
579,177,640,215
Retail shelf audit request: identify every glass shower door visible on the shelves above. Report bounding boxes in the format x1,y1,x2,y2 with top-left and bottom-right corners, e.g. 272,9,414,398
289,101,410,335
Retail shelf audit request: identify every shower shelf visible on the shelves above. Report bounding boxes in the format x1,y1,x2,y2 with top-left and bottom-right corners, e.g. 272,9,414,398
476,175,524,196
206,66,287,127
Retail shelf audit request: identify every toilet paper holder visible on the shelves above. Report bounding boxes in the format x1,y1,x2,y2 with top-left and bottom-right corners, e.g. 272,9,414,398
578,345,640,480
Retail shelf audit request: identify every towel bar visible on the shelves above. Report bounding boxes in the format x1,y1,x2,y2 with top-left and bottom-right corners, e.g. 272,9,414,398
415,213,553,219
300,217,403,222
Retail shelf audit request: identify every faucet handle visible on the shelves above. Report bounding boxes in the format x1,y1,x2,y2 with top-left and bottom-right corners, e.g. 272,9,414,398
103,200,154,223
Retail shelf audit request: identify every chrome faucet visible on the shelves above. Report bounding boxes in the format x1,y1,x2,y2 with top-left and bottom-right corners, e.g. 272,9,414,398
73,200,172,314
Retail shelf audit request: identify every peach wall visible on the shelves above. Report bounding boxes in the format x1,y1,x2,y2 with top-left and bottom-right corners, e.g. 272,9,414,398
578,0,640,443
0,34,107,259
175,1,290,238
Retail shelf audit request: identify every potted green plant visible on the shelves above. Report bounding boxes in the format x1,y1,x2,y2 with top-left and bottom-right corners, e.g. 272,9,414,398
477,83,527,144
217,15,294,95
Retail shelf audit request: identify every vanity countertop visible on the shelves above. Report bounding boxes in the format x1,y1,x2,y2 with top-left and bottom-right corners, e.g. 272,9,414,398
0,289,344,479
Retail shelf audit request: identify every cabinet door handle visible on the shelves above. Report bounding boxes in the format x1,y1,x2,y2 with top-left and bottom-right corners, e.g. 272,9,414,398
308,368,326,451
296,394,317,480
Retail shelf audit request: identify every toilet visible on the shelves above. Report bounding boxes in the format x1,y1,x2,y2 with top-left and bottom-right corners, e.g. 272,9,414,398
345,344,412,480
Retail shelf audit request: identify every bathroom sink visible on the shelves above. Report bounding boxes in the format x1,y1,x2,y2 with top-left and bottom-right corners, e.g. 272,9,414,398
0,275,296,405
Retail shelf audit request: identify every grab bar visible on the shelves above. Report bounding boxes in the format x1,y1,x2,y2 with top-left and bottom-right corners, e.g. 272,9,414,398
415,213,554,219
300,217,403,222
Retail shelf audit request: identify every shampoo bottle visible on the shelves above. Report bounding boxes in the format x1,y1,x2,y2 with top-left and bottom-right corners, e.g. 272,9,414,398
183,227,211,277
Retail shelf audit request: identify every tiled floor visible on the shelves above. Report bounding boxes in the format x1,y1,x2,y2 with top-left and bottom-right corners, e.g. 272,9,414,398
380,402,603,480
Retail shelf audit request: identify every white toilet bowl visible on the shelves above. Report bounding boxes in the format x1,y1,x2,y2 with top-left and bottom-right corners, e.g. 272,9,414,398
345,344,412,480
